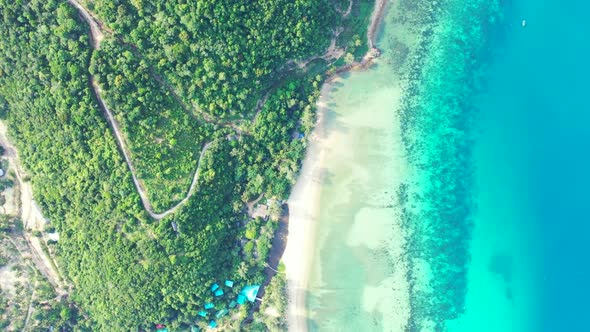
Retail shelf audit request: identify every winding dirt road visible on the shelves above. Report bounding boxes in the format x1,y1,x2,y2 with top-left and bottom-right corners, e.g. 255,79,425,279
92,80,212,220
68,0,384,221
69,0,213,220
67,0,103,48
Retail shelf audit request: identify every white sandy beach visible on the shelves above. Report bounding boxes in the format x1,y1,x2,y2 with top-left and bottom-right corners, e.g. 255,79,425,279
283,70,412,330
283,82,334,332
283,0,418,332
283,1,396,331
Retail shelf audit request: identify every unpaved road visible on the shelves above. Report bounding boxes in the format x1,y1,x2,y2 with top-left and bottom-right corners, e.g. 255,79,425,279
69,0,213,220
0,122,66,294
67,0,103,48
68,0,384,222
92,80,212,220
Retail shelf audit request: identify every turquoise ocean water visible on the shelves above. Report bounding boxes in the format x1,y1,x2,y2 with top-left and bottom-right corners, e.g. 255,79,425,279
401,0,590,330
457,0,590,330
305,0,589,330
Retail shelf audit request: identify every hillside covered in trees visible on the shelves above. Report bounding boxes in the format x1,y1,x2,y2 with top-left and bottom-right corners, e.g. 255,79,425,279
0,0,375,330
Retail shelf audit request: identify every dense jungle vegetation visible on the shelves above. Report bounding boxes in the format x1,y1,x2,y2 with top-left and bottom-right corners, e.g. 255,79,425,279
0,0,374,330
90,39,213,211
83,0,340,118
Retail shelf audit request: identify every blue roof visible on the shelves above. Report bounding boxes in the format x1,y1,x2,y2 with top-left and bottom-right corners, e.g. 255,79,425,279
240,285,260,302
204,303,215,309
198,311,207,317
214,289,224,297
229,300,237,308
208,320,217,329
224,280,234,287
215,309,229,319
236,294,246,305
211,283,219,292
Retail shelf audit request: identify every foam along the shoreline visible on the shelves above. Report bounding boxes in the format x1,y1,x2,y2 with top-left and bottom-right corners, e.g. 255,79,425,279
283,82,333,332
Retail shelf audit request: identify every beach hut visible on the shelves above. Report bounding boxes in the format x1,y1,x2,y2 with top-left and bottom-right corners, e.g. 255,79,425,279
208,320,217,329
204,303,215,310
215,309,229,319
214,289,224,297
211,283,219,292
240,285,260,302
224,280,234,288
198,311,207,318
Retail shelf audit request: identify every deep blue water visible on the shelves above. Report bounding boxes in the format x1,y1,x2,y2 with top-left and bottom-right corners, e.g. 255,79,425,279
398,0,590,329
455,0,590,330
481,0,590,329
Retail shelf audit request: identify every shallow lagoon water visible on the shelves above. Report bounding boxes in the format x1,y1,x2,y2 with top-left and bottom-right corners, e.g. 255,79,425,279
305,7,410,330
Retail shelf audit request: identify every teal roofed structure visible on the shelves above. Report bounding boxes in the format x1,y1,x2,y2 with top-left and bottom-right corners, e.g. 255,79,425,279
215,309,229,319
236,294,246,305
240,285,260,302
198,311,207,317
224,280,234,287
210,283,219,292
208,320,217,329
214,289,224,297
204,303,214,309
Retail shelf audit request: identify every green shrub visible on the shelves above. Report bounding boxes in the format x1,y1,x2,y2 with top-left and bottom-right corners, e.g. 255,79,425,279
245,226,258,240
244,241,255,259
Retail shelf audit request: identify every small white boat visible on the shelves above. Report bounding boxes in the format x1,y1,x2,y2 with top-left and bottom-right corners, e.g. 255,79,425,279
522,19,527,27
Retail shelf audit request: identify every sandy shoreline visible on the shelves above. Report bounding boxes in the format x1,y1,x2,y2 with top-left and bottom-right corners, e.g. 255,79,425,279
283,82,334,332
282,1,392,331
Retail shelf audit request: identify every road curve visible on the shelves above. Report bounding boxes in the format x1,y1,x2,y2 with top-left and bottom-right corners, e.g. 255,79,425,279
69,0,212,220
93,80,212,219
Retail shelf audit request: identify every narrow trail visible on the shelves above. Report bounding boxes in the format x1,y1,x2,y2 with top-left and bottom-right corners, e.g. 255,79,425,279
69,0,214,220
22,282,37,331
0,123,67,295
151,72,250,137
336,0,354,18
2,233,39,331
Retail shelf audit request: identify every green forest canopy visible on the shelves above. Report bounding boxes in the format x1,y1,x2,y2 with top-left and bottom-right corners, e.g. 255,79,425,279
0,0,374,329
